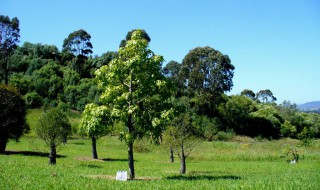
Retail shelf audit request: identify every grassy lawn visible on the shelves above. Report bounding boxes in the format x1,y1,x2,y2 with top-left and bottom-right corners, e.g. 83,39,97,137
1,109,319,189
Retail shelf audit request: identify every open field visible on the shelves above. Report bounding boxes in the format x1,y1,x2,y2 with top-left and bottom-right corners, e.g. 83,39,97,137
1,109,320,189
1,136,320,189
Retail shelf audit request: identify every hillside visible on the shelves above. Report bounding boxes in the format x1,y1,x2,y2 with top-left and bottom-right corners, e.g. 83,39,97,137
298,101,320,112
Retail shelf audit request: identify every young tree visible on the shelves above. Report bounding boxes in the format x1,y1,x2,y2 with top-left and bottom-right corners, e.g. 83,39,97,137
0,85,29,153
0,15,20,84
95,30,171,180
80,103,113,159
167,97,200,174
35,108,71,164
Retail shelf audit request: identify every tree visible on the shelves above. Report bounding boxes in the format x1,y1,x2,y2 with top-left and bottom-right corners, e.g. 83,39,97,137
35,108,71,164
119,29,151,48
80,103,113,159
0,85,29,153
0,15,20,84
62,29,93,74
163,61,184,97
221,95,257,135
181,46,235,116
256,89,277,103
166,97,200,174
95,30,171,180
240,89,255,100
62,29,93,57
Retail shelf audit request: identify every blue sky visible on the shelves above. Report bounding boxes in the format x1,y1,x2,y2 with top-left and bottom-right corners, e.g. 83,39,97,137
1,0,319,104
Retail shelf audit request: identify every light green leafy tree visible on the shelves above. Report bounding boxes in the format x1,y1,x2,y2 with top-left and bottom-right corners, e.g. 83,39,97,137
95,30,171,180
80,103,113,159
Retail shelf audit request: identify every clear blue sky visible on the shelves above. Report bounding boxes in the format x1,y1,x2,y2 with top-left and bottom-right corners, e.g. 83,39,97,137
1,0,319,104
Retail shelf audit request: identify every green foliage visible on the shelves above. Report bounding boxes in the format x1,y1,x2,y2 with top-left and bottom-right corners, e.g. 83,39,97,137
256,89,277,103
35,108,71,146
0,85,29,153
0,15,20,84
9,73,33,95
80,103,113,139
180,46,235,116
96,29,170,144
24,92,43,108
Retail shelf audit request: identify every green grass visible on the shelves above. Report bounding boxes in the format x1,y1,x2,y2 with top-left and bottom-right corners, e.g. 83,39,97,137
1,109,320,189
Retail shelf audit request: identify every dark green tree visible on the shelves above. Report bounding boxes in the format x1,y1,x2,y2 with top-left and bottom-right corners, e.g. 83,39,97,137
35,108,71,164
62,29,93,74
119,29,151,48
0,85,29,153
0,15,20,84
240,89,256,100
181,46,235,116
256,89,277,103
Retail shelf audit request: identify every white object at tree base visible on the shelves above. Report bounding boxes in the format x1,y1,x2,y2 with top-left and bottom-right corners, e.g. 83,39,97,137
116,171,127,181
290,160,296,164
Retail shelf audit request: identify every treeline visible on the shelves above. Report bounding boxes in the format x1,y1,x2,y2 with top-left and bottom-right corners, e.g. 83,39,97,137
1,15,319,142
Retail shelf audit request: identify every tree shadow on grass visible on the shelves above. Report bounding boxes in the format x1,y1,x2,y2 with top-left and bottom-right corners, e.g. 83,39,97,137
165,175,241,181
101,158,128,162
4,150,65,158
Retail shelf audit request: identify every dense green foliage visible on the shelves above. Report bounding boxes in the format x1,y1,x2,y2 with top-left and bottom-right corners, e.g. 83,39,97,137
0,85,29,153
35,108,71,164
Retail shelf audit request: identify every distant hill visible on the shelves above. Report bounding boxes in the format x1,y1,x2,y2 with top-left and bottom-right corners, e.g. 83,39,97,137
298,101,320,112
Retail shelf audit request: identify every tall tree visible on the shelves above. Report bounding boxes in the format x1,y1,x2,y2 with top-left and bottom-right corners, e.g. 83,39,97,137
0,85,29,153
241,89,255,100
35,108,71,164
80,103,113,159
0,15,20,84
119,29,151,48
62,29,93,74
96,30,171,180
256,89,277,103
181,46,235,116
163,61,184,97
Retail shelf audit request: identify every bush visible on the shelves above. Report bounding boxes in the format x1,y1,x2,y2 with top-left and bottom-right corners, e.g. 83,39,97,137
24,92,43,108
0,85,29,153
216,131,234,141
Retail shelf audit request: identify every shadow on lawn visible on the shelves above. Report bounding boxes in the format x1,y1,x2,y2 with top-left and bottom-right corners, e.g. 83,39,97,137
101,158,128,162
5,150,65,158
165,175,241,181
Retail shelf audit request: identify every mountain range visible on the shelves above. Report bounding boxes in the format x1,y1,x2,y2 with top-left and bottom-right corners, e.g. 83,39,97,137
298,101,320,112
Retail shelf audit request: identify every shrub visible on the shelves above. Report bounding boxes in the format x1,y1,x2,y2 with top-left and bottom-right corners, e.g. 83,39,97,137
24,92,43,108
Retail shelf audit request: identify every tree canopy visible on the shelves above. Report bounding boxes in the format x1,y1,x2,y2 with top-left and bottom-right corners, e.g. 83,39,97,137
0,85,29,153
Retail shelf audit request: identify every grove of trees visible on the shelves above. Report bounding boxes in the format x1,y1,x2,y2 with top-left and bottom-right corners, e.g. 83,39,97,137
1,15,320,177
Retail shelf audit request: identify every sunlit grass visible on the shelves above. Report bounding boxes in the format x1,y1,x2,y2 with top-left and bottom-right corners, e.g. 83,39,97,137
2,109,319,189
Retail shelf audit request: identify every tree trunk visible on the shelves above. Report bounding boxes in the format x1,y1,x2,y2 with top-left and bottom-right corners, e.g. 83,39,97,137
180,145,186,174
0,139,7,154
170,146,174,163
92,136,98,159
49,144,57,165
128,141,135,180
